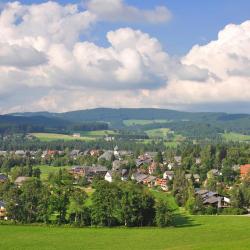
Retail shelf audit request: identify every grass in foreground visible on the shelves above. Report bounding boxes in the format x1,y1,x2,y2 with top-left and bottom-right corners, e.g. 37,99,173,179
0,216,249,250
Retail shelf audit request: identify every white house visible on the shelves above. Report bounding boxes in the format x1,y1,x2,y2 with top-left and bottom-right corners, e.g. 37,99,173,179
167,163,175,170
114,145,119,158
105,171,113,183
163,171,174,180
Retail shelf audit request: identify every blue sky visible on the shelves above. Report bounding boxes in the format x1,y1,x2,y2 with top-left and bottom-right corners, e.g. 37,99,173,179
0,0,250,113
4,0,250,55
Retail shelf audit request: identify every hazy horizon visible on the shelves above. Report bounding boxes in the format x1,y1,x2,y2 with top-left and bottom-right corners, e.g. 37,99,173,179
4,106,250,116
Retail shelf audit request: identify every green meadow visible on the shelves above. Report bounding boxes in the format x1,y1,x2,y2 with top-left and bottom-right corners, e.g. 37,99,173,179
31,130,116,142
80,130,117,137
149,190,179,211
31,133,94,142
1,188,248,249
1,170,250,250
145,128,171,138
0,216,249,250
223,132,250,142
38,165,72,181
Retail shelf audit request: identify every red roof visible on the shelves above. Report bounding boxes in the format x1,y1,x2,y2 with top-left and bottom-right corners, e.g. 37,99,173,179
240,164,250,176
155,178,167,186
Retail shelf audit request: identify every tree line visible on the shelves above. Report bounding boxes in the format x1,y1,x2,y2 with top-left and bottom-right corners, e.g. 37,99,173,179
0,171,174,227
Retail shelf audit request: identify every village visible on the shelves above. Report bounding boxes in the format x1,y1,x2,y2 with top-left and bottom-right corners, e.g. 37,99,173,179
0,144,250,221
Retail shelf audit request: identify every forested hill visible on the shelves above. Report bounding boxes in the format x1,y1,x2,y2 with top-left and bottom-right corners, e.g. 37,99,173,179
6,108,250,135
10,108,250,124
0,114,108,134
12,108,250,122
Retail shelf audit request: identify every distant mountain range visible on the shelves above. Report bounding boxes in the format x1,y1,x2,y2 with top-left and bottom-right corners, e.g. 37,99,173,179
10,108,250,123
2,108,250,136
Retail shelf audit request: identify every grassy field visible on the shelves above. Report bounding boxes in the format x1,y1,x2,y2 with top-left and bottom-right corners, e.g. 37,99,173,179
145,128,185,142
80,130,117,137
223,132,250,142
0,216,249,250
123,119,170,126
150,190,179,211
31,133,95,142
31,130,116,142
145,128,171,138
38,165,72,181
164,141,180,148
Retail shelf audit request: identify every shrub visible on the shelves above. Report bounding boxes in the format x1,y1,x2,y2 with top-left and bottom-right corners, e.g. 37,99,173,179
220,207,247,215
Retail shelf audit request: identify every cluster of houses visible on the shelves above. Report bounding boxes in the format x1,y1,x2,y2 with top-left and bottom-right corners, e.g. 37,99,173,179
69,163,173,190
69,165,108,182
67,149,202,191
0,147,134,161
0,147,250,220
195,189,231,208
68,148,250,190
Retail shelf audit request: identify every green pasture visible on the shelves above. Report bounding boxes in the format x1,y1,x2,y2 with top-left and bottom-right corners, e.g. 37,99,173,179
145,128,171,138
223,132,250,142
37,165,72,181
31,130,116,142
150,190,179,211
31,133,95,142
0,216,249,250
80,130,117,137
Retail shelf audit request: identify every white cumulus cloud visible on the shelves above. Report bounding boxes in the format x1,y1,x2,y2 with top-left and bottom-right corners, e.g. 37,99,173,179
85,0,171,23
0,1,250,114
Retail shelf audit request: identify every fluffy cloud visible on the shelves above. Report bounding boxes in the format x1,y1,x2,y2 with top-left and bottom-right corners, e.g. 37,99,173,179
168,20,250,105
0,1,250,114
0,43,47,67
41,27,172,90
0,1,173,113
0,1,96,48
86,0,171,23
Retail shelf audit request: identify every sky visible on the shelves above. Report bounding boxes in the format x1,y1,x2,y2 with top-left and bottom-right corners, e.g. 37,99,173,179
0,0,250,114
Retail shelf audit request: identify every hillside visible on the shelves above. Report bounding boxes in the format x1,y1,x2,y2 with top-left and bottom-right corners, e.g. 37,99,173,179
4,108,250,139
11,108,226,122
0,114,108,134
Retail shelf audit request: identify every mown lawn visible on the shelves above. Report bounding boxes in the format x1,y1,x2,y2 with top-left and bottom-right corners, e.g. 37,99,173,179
0,216,249,250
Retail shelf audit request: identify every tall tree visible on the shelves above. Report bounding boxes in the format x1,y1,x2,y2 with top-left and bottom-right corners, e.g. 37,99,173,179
172,169,188,206
68,188,88,225
155,199,173,227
